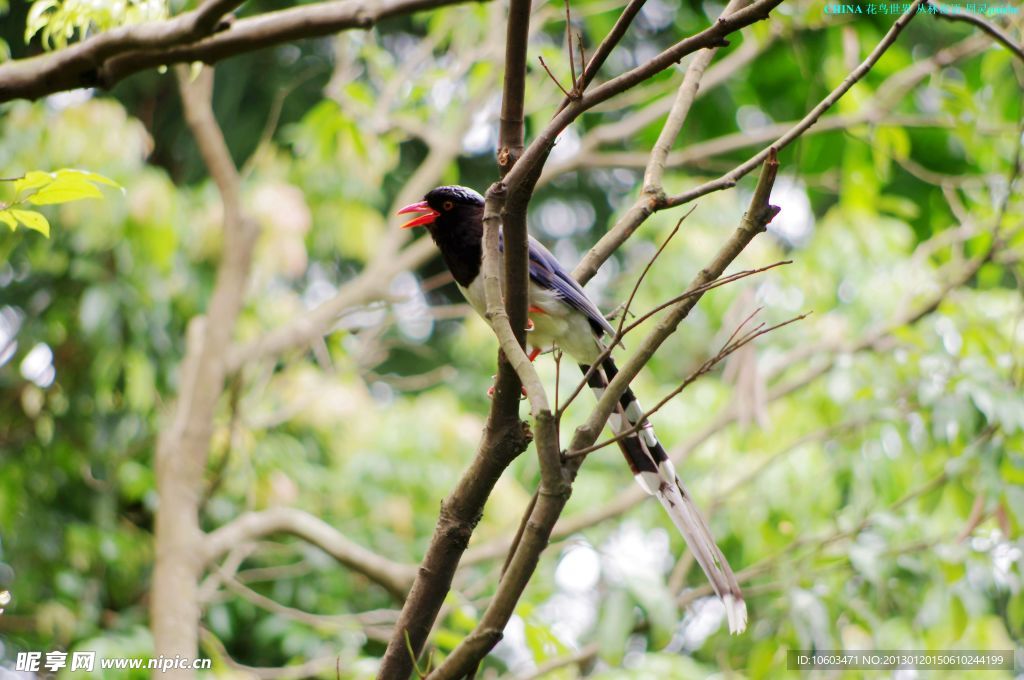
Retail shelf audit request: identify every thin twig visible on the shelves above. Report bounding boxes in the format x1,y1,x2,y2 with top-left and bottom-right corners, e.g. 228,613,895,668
500,491,539,579
567,312,808,458
664,0,926,208
558,260,790,418
564,0,577,92
555,0,648,112
623,262,791,338
926,1,1024,63
576,33,586,88
616,208,693,340
538,55,573,98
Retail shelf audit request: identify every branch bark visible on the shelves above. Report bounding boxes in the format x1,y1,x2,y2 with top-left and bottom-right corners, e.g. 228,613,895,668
0,0,486,103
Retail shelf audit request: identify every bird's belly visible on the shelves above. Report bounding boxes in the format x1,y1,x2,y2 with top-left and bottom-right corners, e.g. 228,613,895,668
530,306,602,363
457,277,602,364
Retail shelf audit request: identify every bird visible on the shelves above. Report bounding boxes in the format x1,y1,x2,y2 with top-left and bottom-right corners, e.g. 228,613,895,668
398,185,747,634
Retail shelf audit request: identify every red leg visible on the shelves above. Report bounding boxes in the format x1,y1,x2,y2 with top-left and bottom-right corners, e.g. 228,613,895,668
528,347,541,362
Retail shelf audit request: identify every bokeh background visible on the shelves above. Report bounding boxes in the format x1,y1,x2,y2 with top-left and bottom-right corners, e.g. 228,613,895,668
1,0,1022,676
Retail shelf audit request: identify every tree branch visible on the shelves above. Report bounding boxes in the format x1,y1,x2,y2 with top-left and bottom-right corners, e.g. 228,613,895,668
380,0,557,673
927,1,1024,63
553,0,648,112
504,0,785,206
570,151,779,454
643,0,747,193
663,0,926,208
203,507,416,599
150,65,259,677
0,0,486,103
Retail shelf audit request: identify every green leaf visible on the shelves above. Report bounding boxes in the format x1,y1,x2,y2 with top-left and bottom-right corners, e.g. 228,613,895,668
0,210,17,231
11,209,50,237
28,178,104,205
14,170,54,195
55,168,123,190
24,0,58,44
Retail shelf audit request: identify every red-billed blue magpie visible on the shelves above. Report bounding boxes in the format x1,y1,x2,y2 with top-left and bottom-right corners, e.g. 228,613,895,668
399,185,746,634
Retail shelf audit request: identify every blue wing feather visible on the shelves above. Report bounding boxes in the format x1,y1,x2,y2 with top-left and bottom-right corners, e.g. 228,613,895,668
498,231,614,337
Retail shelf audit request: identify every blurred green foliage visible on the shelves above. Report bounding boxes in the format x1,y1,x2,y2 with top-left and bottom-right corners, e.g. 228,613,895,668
1,0,1023,677
24,0,167,51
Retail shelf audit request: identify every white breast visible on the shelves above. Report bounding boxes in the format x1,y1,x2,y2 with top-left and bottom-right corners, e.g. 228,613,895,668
458,276,603,365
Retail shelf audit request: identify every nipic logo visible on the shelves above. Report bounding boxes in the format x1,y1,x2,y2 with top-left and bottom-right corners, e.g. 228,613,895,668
15,652,213,673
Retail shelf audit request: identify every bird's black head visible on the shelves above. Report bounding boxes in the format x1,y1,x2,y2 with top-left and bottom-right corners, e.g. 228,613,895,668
397,185,484,235
397,185,486,286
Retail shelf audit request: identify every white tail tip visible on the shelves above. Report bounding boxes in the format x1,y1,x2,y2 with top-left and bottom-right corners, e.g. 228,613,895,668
723,594,748,634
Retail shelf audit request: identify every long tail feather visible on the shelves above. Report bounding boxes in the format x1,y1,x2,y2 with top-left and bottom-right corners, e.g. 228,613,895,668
579,357,747,634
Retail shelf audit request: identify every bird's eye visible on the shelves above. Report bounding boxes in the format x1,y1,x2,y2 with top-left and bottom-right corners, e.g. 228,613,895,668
443,201,454,211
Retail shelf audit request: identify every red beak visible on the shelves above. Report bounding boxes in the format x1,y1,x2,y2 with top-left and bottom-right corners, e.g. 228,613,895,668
397,200,439,229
